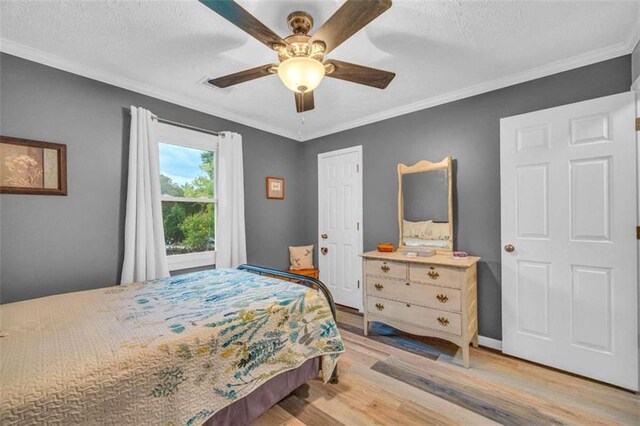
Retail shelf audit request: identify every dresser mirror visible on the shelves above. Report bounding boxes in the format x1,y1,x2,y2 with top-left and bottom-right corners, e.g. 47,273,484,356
398,156,453,251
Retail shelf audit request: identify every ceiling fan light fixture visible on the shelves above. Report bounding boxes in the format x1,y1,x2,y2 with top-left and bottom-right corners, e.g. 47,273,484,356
277,57,325,93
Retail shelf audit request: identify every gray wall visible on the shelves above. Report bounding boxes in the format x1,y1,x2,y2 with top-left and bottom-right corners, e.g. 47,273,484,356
0,53,632,340
633,40,640,84
0,53,304,304
300,55,632,340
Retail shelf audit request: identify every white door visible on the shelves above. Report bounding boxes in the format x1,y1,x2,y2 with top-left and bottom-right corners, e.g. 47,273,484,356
501,91,638,391
318,146,363,309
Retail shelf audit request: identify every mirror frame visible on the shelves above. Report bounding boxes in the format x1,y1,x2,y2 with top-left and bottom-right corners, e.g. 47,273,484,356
397,156,453,251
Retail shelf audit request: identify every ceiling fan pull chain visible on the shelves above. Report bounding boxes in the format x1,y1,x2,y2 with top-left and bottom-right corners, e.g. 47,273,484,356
298,116,305,140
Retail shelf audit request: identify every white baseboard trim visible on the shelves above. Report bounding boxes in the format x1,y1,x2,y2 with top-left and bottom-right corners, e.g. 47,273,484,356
478,336,503,351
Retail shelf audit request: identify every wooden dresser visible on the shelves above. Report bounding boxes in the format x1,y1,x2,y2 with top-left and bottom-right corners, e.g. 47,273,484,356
362,250,480,367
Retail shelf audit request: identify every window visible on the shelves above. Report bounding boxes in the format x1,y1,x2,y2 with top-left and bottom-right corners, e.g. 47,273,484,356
157,123,217,271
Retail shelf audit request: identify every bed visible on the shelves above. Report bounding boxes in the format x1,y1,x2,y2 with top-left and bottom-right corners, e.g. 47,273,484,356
0,265,343,425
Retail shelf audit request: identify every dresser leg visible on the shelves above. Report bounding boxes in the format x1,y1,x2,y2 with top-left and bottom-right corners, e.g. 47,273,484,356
472,331,479,348
364,321,369,336
462,344,470,368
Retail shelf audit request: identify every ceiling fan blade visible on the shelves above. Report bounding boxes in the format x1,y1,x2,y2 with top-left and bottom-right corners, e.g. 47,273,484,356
309,0,392,54
325,60,395,89
199,0,287,50
208,64,277,88
295,91,315,113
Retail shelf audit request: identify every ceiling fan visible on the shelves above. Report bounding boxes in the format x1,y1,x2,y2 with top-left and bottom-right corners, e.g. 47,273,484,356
200,0,396,113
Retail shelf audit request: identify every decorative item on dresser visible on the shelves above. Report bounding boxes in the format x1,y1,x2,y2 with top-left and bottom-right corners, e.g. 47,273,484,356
377,243,394,252
362,250,479,368
362,155,480,368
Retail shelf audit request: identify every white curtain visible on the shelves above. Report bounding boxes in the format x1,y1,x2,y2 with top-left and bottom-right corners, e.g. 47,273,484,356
216,132,247,268
120,106,169,284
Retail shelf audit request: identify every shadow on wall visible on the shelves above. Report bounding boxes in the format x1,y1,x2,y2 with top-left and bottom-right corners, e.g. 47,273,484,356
452,159,459,248
117,109,130,283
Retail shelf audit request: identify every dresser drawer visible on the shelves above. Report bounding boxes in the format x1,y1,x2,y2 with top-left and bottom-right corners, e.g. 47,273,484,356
409,264,463,288
365,259,406,280
367,278,461,312
367,296,462,336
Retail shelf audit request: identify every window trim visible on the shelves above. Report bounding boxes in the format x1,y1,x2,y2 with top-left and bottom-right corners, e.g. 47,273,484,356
157,122,218,272
166,251,216,271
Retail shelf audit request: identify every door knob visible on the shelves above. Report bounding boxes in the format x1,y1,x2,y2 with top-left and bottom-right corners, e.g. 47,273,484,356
321,247,328,255
504,244,515,253
321,233,328,239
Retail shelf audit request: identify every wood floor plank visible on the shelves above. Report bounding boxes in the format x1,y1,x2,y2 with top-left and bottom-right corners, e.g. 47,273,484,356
278,394,342,426
251,404,306,426
298,378,381,426
342,353,498,425
451,348,639,424
251,310,639,425
384,352,633,426
371,359,564,426
340,340,389,367
397,400,458,426
336,309,364,328
345,311,639,424
338,320,456,360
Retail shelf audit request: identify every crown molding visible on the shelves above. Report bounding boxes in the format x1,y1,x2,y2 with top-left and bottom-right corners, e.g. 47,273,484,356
626,9,640,53
0,38,301,141
628,13,640,92
1,30,637,143
301,38,637,141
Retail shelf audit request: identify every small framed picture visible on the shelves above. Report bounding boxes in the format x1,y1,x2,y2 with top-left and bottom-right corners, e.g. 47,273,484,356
0,136,67,195
266,176,284,200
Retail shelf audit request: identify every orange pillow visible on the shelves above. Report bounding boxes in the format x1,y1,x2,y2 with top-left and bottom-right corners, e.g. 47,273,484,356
289,245,314,270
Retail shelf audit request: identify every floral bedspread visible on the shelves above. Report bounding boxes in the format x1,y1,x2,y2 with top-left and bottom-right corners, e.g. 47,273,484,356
0,269,344,425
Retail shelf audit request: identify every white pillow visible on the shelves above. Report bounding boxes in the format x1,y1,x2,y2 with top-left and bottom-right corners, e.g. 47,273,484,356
423,221,450,241
289,245,314,270
403,219,450,241
403,219,430,238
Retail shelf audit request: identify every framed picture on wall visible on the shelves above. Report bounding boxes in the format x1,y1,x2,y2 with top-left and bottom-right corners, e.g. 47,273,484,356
0,136,67,195
266,176,284,200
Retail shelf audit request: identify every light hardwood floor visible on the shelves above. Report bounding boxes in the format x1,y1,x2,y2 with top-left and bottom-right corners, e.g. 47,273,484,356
252,310,639,425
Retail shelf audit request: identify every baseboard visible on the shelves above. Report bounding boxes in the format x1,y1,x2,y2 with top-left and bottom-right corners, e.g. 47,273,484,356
478,336,503,351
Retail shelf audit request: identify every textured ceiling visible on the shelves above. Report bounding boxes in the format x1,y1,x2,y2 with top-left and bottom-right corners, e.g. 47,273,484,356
1,0,639,141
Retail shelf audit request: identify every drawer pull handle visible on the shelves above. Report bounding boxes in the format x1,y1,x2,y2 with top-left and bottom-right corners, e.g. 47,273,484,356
427,270,439,279
436,294,448,303
405,282,410,286
375,303,384,311
374,283,384,291
381,265,390,273
437,317,449,326
406,304,411,308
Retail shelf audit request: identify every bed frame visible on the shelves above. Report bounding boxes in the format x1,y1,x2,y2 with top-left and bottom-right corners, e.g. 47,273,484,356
237,264,339,384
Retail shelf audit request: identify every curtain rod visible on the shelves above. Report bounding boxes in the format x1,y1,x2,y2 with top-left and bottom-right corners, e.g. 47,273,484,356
128,108,222,137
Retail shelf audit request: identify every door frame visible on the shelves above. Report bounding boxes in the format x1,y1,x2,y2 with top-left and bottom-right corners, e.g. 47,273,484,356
317,145,364,311
635,89,640,390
